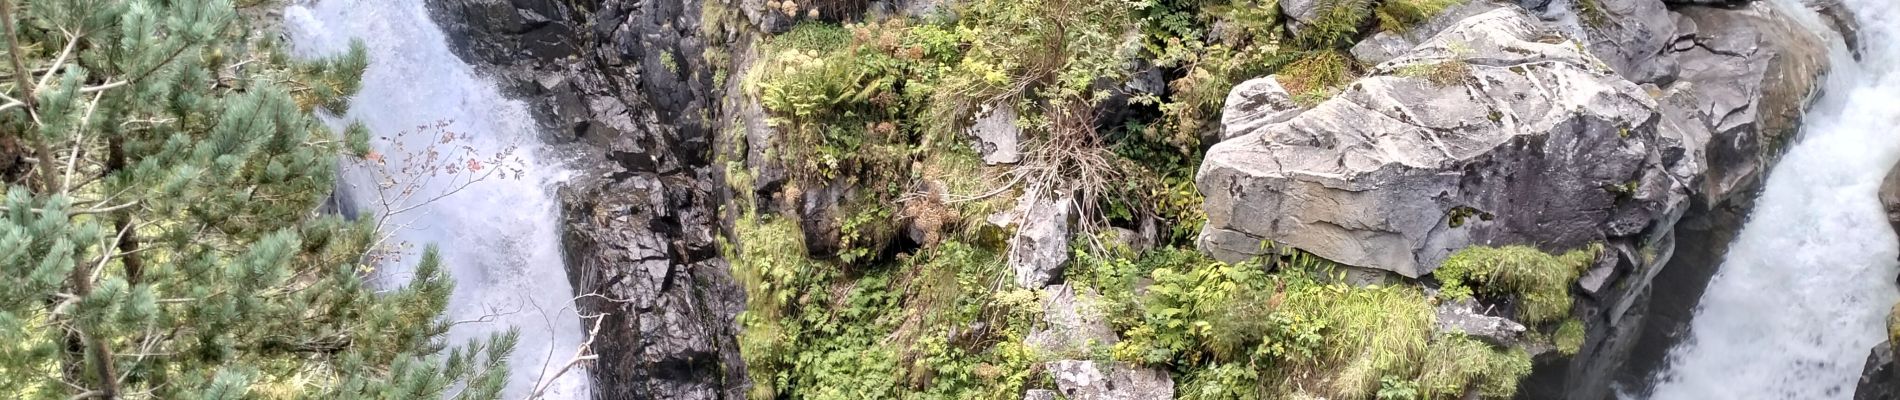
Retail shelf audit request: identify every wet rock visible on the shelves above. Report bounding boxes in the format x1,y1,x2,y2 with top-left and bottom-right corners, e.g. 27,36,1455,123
1026,285,1119,358
1670,3,1828,205
1435,300,1528,347
1858,341,1900,400
1199,8,1689,278
1526,2,1831,398
427,0,745,398
1805,0,1862,59
1047,360,1175,400
1884,161,1900,236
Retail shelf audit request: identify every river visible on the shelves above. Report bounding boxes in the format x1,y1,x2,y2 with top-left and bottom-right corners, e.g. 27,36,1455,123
1645,0,1900,398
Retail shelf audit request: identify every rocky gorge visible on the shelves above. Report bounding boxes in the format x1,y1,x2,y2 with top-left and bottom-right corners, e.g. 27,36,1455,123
396,0,1887,397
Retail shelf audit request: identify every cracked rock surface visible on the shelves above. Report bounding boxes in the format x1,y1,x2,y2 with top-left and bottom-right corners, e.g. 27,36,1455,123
1200,8,1687,278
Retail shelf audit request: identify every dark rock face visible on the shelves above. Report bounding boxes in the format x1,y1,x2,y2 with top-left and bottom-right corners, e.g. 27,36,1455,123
1858,342,1900,400
1586,3,1829,398
425,0,746,398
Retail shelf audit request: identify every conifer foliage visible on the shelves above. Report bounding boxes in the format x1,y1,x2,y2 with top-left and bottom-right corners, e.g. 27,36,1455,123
0,0,512,398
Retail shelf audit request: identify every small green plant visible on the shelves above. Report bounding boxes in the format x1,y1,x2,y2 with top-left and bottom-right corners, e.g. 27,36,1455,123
1397,60,1471,87
1378,376,1422,400
660,51,680,74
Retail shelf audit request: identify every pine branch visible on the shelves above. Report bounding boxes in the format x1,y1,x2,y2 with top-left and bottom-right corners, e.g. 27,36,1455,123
0,0,33,108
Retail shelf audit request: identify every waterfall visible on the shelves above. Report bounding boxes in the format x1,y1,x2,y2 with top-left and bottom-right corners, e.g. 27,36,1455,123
1645,0,1900,398
284,1,591,398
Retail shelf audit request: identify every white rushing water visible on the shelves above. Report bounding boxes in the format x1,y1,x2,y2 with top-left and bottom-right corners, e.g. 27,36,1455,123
285,1,590,398
1647,0,1900,398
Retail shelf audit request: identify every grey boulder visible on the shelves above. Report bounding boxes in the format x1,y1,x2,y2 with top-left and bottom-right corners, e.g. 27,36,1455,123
1026,285,1119,358
1198,8,1689,277
1435,300,1529,347
995,192,1076,288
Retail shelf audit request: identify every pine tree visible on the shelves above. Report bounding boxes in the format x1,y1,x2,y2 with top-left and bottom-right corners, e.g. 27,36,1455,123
0,0,514,398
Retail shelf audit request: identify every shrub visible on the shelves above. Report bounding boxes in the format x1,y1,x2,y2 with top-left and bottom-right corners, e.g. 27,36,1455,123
1413,335,1534,398
1102,249,1528,399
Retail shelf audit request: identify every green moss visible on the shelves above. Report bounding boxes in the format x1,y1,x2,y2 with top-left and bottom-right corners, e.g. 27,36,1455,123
1575,0,1610,28
1434,244,1601,325
1888,303,1900,344
1554,319,1586,356
1374,0,1460,33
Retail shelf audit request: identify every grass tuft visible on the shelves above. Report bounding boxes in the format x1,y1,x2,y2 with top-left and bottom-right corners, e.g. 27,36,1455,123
1434,244,1601,325
1374,0,1461,33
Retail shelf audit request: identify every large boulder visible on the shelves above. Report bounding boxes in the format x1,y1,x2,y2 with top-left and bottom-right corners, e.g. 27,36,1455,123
1199,8,1689,278
1047,360,1176,400
996,192,1077,288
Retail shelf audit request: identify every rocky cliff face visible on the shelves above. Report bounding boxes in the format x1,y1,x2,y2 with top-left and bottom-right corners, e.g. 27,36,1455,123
1860,164,1900,398
1198,0,1838,398
424,0,746,398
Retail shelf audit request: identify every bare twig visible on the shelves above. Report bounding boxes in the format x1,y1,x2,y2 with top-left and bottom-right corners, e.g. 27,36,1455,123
527,312,605,400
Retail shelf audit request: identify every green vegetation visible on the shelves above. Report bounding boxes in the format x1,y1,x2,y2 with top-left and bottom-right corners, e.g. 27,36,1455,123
728,0,1541,398
1575,0,1610,28
1069,249,1534,399
1397,60,1473,87
0,0,511,398
1435,244,1601,325
1375,0,1462,33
